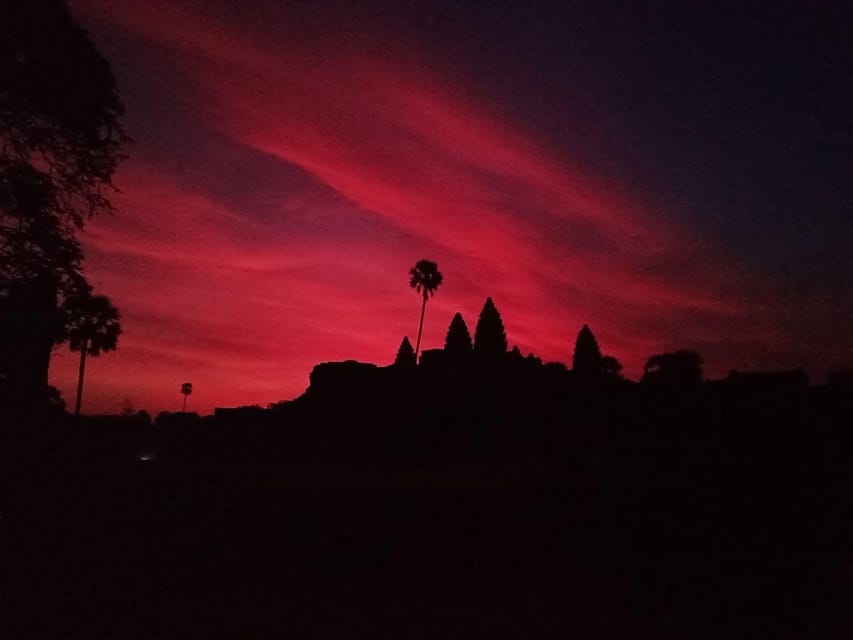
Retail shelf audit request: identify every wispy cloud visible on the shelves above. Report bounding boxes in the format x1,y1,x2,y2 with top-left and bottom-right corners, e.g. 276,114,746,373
52,0,830,414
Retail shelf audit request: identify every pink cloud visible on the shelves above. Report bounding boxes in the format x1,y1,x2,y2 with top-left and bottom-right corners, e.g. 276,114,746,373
50,0,822,414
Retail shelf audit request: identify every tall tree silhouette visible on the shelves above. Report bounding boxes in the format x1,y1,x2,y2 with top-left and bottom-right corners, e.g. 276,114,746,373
66,292,121,415
181,382,193,412
0,0,127,224
409,260,443,358
473,297,507,356
572,325,602,377
1,273,65,405
444,312,472,356
394,336,416,366
1,0,128,403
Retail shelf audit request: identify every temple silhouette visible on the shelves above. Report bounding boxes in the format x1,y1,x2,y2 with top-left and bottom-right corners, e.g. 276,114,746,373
5,1,853,636
10,296,850,638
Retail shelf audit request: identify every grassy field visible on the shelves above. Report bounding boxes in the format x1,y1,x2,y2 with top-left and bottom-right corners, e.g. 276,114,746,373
4,408,851,638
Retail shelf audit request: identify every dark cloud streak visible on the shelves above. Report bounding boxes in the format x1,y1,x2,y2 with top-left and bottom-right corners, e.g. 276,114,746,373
52,0,853,414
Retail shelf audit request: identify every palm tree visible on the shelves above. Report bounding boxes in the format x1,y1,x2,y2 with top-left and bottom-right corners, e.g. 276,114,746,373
409,259,443,359
180,382,193,412
66,293,121,415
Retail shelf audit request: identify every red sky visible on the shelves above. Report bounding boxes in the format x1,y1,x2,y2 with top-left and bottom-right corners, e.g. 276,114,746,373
50,0,853,415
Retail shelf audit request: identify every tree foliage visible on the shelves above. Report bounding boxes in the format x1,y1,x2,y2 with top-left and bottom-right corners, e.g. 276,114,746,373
66,292,121,357
1,0,128,231
408,259,443,300
642,350,703,388
473,297,507,355
0,0,127,404
601,354,623,378
1,0,127,301
409,259,443,357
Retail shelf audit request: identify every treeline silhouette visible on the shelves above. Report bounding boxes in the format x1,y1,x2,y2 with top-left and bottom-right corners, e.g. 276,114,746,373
7,295,853,637
1,0,126,416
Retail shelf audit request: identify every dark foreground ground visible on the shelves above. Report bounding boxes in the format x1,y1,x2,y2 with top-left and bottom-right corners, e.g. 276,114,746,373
3,394,853,638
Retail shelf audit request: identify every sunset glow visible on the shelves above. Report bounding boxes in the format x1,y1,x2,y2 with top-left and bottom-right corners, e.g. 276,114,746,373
49,0,853,414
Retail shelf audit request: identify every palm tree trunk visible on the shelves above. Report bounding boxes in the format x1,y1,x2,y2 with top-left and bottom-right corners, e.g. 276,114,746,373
182,394,187,413
414,293,427,360
74,340,88,416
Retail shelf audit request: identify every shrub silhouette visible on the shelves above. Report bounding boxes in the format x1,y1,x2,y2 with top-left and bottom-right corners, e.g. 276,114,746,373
45,384,65,413
572,325,602,377
726,369,808,391
473,297,507,356
601,355,623,378
642,350,703,388
827,369,853,389
444,312,473,356
394,336,416,366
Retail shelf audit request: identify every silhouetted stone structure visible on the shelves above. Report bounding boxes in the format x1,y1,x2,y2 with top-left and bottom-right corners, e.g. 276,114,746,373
418,348,447,369
444,312,473,357
473,297,507,356
308,360,381,398
394,336,416,367
214,406,266,420
572,324,602,378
